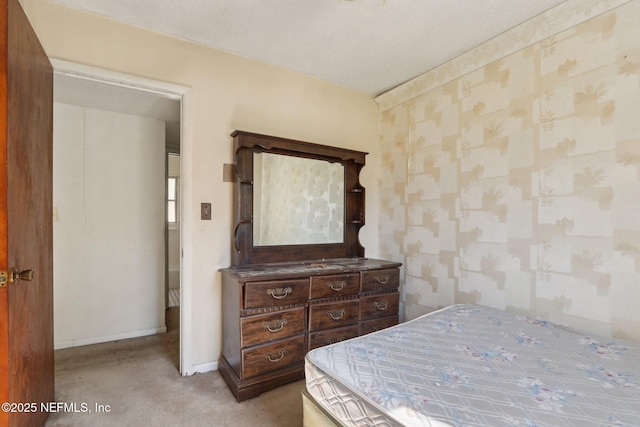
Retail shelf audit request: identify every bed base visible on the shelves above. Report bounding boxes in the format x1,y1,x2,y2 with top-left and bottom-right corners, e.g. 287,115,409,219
302,389,341,427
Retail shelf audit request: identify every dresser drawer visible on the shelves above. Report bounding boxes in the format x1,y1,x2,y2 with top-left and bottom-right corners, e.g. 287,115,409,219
241,307,306,347
310,273,360,300
360,292,399,321
360,315,399,335
244,278,310,309
241,335,305,379
308,324,359,351
309,299,359,331
361,268,399,292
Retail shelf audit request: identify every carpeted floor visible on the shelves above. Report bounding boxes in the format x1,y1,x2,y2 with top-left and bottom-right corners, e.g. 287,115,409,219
45,307,304,426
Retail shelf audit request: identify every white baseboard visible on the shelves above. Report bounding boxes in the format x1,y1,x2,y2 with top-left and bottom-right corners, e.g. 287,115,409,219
54,326,168,350
187,360,218,375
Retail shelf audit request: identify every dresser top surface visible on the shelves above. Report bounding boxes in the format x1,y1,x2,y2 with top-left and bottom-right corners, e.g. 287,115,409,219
220,257,401,281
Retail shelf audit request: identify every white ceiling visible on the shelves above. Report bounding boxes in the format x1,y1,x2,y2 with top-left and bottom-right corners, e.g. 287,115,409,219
51,0,567,96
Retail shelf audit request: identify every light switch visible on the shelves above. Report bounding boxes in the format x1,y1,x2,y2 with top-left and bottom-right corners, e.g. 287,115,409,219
201,203,212,220
53,207,59,222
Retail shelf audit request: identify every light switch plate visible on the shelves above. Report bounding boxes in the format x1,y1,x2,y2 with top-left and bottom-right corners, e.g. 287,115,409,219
201,203,212,220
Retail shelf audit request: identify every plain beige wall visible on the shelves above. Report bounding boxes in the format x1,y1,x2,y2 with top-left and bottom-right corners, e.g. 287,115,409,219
22,0,379,369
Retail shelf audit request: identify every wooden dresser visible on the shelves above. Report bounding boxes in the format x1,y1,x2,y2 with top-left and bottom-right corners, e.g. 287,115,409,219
219,257,401,401
221,131,402,400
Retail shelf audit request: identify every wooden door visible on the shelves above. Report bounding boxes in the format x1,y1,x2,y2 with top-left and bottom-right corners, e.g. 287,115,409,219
0,0,54,426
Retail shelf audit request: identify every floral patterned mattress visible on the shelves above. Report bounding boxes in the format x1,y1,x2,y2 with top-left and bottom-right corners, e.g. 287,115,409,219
305,304,640,427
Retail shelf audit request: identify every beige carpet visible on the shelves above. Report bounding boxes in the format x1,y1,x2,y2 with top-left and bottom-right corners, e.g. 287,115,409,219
46,307,304,427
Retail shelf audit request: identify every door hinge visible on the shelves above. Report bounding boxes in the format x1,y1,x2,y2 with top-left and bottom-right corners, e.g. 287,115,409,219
0,271,7,287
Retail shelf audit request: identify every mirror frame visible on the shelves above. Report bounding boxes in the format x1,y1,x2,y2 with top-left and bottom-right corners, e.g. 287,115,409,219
231,130,367,267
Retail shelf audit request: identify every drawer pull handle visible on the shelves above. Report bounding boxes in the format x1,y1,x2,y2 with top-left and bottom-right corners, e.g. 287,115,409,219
374,301,388,311
264,349,287,363
327,309,345,321
266,287,292,299
375,275,389,284
326,335,345,345
263,319,288,333
327,281,346,291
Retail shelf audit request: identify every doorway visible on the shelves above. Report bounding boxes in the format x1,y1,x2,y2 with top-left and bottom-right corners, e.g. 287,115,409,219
166,151,181,338
51,60,193,375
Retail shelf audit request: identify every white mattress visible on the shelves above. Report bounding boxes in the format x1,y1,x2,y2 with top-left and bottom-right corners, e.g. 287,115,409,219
305,304,640,427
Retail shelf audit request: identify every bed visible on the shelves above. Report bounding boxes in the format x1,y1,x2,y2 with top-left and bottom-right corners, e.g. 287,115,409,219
304,304,640,427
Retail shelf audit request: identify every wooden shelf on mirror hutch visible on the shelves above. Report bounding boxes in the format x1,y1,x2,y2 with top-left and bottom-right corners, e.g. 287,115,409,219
220,131,402,401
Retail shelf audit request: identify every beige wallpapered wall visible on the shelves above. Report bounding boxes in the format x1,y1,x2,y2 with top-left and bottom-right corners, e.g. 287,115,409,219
24,0,379,367
379,1,640,342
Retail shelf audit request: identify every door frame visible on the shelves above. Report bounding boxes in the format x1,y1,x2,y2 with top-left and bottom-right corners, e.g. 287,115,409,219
51,59,195,375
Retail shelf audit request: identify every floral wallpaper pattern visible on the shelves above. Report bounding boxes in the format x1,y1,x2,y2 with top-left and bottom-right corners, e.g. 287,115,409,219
378,0,640,342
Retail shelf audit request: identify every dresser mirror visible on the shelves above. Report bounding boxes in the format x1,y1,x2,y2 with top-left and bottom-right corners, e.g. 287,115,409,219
253,152,344,246
231,130,367,266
